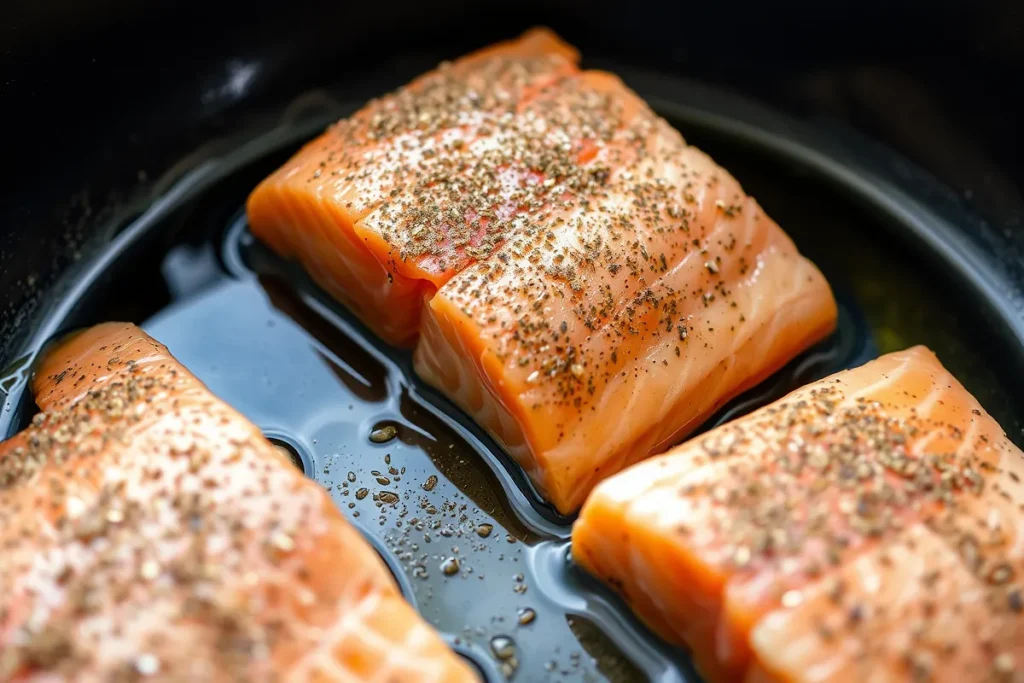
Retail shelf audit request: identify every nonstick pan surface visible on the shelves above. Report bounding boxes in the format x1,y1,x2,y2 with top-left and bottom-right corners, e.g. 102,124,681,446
2,36,1023,683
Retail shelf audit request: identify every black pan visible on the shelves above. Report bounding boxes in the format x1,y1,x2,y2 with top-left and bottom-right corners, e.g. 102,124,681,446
2,2,1022,680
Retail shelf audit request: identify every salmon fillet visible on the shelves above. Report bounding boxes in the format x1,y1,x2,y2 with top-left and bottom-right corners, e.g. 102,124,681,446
248,28,837,513
0,323,477,683
573,346,1024,682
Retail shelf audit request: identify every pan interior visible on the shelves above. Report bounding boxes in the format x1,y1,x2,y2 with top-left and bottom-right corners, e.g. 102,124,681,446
1,72,1020,683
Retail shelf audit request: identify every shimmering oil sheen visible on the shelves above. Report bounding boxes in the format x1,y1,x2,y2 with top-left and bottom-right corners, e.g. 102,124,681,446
0,96,1019,683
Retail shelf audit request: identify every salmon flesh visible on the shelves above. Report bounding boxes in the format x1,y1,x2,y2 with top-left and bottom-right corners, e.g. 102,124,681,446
0,323,478,682
573,347,1024,682
247,28,837,513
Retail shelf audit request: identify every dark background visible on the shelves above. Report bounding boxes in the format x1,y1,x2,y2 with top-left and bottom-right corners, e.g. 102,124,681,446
1,0,1022,363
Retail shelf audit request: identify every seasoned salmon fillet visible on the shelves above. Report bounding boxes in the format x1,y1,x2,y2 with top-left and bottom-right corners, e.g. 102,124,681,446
248,28,837,513
573,347,1024,682
0,323,477,682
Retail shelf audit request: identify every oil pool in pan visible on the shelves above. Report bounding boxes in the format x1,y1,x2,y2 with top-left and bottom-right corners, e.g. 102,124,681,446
1,71,1022,682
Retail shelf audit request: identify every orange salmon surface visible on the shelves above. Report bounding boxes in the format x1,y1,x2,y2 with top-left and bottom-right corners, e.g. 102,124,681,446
248,28,837,513
0,323,478,683
573,347,1024,682
247,28,580,348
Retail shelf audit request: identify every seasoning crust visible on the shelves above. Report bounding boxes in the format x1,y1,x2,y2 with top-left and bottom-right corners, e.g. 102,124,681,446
248,28,837,513
0,323,477,682
573,346,1024,682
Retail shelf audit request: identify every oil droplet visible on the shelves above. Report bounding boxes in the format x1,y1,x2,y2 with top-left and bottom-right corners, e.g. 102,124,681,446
134,654,160,676
422,475,438,491
355,488,369,500
516,607,536,625
476,523,493,538
500,657,519,679
369,424,397,443
270,532,295,553
441,557,460,576
139,560,160,581
490,635,517,660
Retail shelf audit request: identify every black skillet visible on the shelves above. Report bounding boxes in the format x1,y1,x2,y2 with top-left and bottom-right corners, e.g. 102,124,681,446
2,1,1022,680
